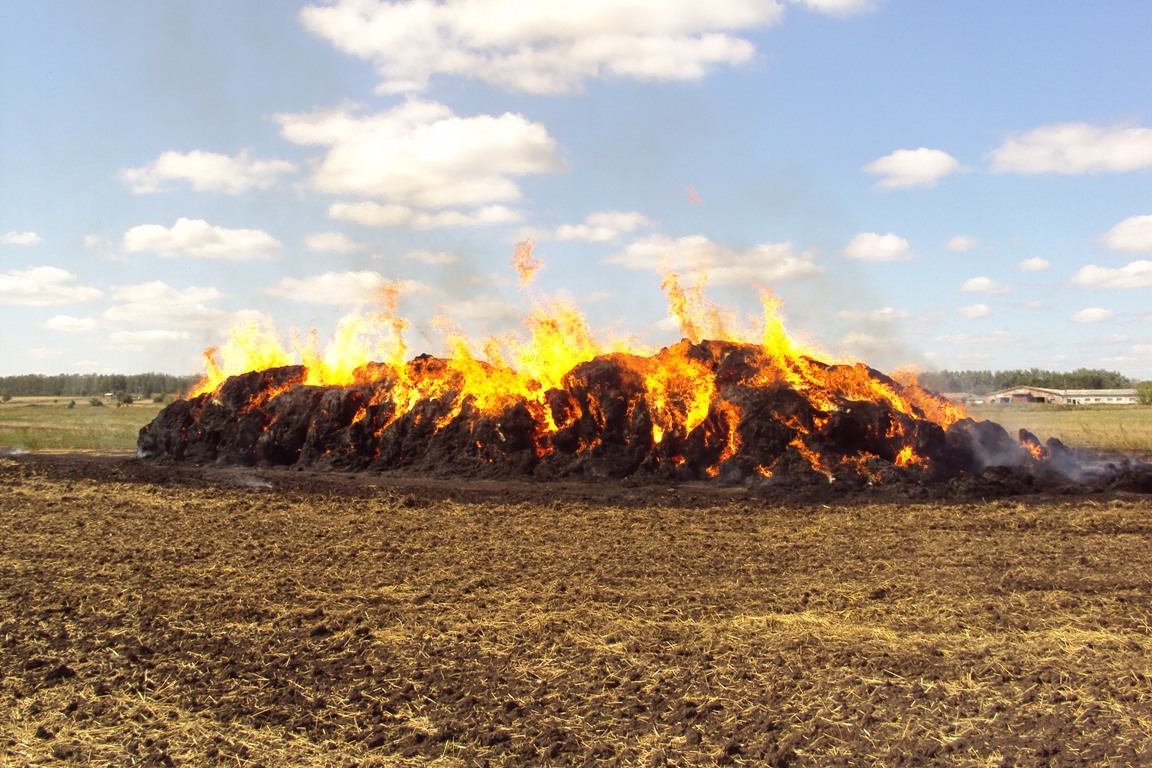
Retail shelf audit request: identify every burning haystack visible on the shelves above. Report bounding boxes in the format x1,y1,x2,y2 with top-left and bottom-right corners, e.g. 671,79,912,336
137,256,1151,492
139,337,1133,491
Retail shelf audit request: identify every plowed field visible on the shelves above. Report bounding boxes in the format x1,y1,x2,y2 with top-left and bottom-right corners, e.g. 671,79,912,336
2,454,1151,766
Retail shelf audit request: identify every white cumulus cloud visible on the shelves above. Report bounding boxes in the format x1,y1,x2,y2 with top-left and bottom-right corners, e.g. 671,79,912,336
958,276,1010,295
109,329,195,349
956,303,992,318
299,0,788,94
792,0,875,15
1072,307,1114,324
329,202,521,230
843,232,913,262
551,211,658,242
944,235,981,253
402,249,458,265
989,122,1152,174
122,218,282,260
119,149,296,194
605,234,824,285
103,282,229,327
1,231,42,246
28,347,65,360
836,331,892,359
1016,257,1051,272
304,232,366,253
1100,214,1152,253
0,266,102,306
863,148,965,189
833,307,911,322
1070,260,1152,289
265,271,431,306
278,100,562,213
42,315,98,332
435,295,523,324
933,330,1015,345
266,271,387,305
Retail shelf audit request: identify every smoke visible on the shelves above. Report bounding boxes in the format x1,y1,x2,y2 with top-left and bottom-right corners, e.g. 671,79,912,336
229,474,274,490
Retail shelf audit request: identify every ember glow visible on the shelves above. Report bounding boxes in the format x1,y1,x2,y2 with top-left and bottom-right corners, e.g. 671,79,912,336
155,254,977,484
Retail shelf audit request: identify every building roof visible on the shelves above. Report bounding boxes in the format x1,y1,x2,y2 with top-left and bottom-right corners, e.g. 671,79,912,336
985,386,1137,399
985,386,1062,397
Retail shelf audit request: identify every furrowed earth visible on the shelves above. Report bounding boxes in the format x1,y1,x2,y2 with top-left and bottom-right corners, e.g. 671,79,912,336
3,453,1151,766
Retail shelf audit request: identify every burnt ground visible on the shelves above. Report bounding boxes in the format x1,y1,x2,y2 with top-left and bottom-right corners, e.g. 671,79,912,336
1,454,1151,767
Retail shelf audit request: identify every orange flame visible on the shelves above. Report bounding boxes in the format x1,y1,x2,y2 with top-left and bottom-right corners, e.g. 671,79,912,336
894,444,927,468
660,270,736,344
191,319,293,398
186,245,967,480
704,400,743,477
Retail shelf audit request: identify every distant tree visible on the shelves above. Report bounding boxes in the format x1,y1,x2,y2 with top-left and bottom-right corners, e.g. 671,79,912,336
0,392,11,403
1063,368,1133,390
152,393,166,404
89,396,103,407
0,372,199,398
115,391,134,407
918,368,1133,395
1137,382,1152,405
68,400,76,409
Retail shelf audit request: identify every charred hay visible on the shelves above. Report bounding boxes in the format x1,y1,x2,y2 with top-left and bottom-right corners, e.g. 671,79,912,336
138,340,1152,493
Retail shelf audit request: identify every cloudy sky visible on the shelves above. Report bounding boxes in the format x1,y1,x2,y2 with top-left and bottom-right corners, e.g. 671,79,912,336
3,1,1152,379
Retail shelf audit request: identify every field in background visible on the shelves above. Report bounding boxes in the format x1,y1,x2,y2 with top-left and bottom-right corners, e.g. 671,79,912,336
0,397,165,452
968,403,1152,455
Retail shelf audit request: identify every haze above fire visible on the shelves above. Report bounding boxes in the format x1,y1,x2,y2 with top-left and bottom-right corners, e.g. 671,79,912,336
2,1,1151,377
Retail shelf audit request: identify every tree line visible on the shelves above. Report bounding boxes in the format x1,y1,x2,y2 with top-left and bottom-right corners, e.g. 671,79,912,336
2,368,1148,403
917,368,1137,395
0,372,200,399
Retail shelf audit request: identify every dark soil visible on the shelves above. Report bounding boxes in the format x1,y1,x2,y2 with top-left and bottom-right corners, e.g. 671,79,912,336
2,453,1151,766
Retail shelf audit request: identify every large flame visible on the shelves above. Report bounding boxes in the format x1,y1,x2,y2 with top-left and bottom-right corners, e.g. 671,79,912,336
186,251,967,478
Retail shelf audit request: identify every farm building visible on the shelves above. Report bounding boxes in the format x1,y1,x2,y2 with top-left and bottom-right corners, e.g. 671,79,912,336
984,386,1139,405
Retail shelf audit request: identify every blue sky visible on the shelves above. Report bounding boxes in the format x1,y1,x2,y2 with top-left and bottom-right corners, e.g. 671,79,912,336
3,1,1151,379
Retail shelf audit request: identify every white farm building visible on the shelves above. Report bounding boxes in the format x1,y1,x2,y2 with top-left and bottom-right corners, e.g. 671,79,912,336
984,386,1139,405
